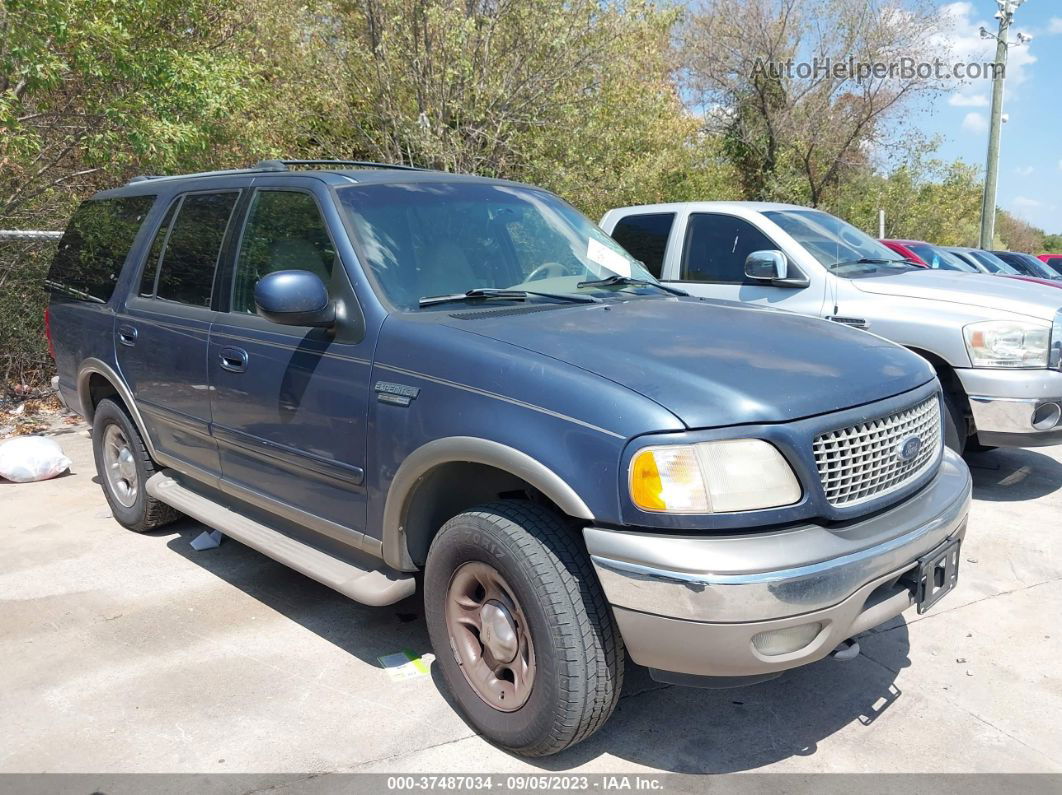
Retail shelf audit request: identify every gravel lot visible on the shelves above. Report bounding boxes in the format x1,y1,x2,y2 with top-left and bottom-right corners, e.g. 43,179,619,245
1,425,1060,776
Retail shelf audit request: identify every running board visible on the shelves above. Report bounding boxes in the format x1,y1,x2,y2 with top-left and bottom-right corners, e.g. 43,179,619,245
146,471,415,606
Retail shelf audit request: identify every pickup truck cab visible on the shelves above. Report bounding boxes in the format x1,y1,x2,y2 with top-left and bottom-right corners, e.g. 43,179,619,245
47,166,971,756
602,202,1062,452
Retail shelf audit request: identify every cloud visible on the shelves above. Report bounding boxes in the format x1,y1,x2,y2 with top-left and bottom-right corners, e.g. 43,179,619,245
1015,166,1034,177
962,112,988,134
1049,18,1062,35
1013,196,1043,210
933,2,1037,92
948,93,988,107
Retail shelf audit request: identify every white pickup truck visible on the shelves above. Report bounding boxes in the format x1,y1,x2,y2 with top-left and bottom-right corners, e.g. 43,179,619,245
601,201,1062,453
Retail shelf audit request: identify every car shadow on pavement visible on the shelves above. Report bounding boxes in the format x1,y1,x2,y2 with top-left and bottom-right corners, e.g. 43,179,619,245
519,626,909,773
160,521,433,670
160,518,910,774
965,447,1062,502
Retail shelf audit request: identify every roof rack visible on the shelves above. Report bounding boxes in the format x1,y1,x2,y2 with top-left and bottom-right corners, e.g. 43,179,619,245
126,159,423,186
254,159,423,172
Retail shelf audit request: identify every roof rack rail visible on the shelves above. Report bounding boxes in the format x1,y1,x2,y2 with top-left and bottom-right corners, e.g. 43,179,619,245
254,159,423,172
125,158,424,186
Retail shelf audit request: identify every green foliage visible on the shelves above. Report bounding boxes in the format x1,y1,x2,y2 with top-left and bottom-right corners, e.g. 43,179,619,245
1,0,1055,388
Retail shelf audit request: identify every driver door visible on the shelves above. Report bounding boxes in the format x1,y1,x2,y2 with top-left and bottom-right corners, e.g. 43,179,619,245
663,212,827,315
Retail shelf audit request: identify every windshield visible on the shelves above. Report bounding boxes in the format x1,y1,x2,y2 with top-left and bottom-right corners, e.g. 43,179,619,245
762,209,914,276
906,243,976,272
336,182,657,309
966,250,1017,274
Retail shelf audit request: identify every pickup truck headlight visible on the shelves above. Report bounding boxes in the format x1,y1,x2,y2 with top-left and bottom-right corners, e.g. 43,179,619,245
963,320,1050,368
629,439,801,514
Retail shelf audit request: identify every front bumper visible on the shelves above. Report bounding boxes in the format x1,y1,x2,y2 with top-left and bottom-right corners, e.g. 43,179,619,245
957,368,1062,447
585,449,971,679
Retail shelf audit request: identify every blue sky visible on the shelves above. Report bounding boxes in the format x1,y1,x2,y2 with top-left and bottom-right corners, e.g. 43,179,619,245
926,1,1060,235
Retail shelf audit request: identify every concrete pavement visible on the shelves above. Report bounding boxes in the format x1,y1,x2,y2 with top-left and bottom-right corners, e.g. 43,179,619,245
1,426,1060,774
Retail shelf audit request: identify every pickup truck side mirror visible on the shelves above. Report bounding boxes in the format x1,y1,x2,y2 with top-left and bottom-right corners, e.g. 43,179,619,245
744,250,809,287
745,250,788,281
254,270,336,328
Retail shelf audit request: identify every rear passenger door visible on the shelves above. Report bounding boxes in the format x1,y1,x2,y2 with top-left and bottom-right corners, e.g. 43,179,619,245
207,185,373,545
116,190,241,480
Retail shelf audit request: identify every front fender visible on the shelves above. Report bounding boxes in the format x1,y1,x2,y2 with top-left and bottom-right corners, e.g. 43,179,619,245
381,436,594,570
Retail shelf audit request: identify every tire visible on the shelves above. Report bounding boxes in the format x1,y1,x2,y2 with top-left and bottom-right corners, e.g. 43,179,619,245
92,398,180,532
424,501,623,757
941,387,967,455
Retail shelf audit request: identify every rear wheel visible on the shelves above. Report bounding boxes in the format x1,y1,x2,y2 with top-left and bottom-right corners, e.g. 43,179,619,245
424,501,623,757
92,398,180,532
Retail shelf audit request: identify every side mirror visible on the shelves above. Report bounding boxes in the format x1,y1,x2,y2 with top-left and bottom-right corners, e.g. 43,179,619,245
745,250,788,281
254,270,335,328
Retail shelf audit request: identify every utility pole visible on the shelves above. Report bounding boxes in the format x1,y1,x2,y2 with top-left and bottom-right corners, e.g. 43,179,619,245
979,0,1031,249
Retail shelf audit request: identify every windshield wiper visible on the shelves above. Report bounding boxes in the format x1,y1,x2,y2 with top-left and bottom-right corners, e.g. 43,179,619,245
576,274,688,296
832,257,911,268
418,287,599,307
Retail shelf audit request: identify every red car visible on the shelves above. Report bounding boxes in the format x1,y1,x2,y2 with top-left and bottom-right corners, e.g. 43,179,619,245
880,239,975,271
1038,254,1062,276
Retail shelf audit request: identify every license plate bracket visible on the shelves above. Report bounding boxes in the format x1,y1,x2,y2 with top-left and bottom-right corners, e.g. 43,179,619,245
914,537,961,614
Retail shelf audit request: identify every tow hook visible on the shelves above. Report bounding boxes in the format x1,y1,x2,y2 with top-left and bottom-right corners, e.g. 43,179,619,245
831,638,860,661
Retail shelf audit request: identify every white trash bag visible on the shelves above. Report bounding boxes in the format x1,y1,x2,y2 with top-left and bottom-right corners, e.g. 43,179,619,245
0,436,72,483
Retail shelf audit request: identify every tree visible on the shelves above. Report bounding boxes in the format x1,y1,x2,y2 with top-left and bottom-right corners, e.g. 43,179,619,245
995,211,1046,253
0,0,269,383
679,0,944,207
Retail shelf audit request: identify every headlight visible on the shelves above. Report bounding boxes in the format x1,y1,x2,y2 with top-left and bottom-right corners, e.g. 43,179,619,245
629,439,801,514
963,320,1050,368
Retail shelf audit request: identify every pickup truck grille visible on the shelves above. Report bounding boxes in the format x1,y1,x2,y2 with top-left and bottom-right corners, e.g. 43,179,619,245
813,396,941,508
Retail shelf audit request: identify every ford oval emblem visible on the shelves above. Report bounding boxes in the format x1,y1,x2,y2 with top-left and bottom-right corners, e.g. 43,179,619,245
897,435,922,462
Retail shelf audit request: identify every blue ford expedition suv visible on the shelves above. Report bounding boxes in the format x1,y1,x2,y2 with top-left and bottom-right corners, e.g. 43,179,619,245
46,160,971,756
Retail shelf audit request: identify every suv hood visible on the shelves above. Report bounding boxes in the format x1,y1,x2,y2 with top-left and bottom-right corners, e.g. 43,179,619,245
443,298,932,429
852,270,1062,320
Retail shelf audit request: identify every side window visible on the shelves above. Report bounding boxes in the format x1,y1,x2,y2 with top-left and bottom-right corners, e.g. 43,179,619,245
681,214,776,284
153,192,239,307
139,199,180,297
231,191,336,314
609,213,674,279
46,195,156,302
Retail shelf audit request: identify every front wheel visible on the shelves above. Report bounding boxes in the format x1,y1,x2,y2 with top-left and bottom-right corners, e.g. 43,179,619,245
941,387,968,455
424,501,623,757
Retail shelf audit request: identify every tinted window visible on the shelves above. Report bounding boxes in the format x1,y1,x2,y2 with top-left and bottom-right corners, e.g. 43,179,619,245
232,191,336,313
610,213,674,278
139,199,180,297
682,214,776,283
154,192,238,306
1046,257,1062,275
47,196,156,302
906,243,975,272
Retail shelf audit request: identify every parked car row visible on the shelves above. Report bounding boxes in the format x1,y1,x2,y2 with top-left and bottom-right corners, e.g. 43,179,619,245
43,163,1057,757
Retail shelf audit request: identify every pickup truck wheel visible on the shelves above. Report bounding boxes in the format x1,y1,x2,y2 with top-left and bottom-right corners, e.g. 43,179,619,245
941,388,967,455
92,399,180,532
424,501,623,757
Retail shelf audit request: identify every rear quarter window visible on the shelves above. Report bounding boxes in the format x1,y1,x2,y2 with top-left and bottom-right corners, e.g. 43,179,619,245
609,213,674,279
47,196,156,302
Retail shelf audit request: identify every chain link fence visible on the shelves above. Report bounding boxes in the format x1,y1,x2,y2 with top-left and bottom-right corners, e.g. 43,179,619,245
0,231,62,392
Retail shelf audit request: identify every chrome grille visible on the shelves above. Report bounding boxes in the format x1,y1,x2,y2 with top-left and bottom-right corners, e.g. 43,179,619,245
814,396,941,507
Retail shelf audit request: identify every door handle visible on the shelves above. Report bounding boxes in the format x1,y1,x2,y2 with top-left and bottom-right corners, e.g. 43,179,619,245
218,346,249,373
117,324,138,347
